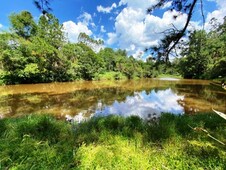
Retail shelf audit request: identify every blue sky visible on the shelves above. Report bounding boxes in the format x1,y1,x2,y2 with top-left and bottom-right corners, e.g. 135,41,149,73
0,0,225,58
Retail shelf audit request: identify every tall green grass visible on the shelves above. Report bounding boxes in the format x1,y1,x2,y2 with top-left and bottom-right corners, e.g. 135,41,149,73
0,115,76,169
0,113,225,169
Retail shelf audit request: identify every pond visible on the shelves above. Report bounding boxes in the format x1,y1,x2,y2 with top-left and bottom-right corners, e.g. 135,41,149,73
0,79,225,120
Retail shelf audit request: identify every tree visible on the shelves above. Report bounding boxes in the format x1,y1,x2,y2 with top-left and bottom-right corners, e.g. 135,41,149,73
98,48,116,71
37,13,65,48
178,30,208,78
78,32,104,52
9,11,37,39
148,0,201,62
75,43,104,80
175,17,226,79
0,34,41,84
207,17,226,78
0,11,71,84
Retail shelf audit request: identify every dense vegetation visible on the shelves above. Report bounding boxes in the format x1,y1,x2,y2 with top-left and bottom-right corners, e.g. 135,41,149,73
0,11,225,85
0,11,157,85
176,18,226,79
0,113,225,169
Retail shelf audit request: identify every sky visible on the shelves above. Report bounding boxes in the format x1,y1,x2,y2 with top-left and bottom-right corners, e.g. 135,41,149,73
95,89,184,119
0,0,225,58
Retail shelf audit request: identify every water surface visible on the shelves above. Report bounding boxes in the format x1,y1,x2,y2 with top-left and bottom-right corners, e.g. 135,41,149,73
0,79,225,119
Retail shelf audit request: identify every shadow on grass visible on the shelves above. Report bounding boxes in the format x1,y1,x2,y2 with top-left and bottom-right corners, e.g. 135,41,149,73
0,114,76,169
0,112,225,169
72,113,226,169
73,112,226,145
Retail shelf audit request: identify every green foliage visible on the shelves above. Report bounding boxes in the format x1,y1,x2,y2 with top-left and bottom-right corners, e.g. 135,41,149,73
144,61,181,78
37,13,65,48
16,115,62,144
178,19,226,80
0,11,157,84
179,30,209,79
3,10,226,84
210,57,226,78
9,11,37,39
78,32,103,52
0,12,72,84
93,71,127,80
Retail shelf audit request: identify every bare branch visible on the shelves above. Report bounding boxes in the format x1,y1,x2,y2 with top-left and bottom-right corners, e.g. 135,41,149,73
166,0,198,60
200,0,205,30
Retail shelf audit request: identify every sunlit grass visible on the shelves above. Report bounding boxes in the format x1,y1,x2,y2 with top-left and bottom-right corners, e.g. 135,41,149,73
157,74,182,79
0,113,225,169
93,71,127,81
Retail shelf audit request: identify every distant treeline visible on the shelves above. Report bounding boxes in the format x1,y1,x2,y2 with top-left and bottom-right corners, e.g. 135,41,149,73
0,11,160,85
0,11,225,85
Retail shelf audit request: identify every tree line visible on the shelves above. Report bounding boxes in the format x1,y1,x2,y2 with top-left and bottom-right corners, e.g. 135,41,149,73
0,10,225,85
0,11,156,85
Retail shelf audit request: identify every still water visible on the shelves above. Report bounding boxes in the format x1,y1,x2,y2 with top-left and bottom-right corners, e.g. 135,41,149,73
0,79,225,120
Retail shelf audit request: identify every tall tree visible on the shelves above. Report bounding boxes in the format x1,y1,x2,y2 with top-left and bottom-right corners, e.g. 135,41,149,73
9,11,37,39
78,33,104,52
178,30,208,78
37,13,65,48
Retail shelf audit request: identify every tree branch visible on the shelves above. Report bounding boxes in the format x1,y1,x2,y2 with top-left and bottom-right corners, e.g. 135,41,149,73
200,0,205,30
166,0,198,59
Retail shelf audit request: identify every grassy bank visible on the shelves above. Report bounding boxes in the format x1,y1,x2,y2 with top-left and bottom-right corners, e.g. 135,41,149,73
93,71,127,81
0,113,225,169
157,74,182,79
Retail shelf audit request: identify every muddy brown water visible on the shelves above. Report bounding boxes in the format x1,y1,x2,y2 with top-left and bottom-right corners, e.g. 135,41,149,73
0,79,225,120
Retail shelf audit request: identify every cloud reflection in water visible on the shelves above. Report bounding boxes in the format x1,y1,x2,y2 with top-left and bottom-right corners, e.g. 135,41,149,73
95,88,184,119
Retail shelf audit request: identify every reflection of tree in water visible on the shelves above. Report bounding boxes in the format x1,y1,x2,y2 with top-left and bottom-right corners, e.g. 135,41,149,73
1,80,226,118
0,87,135,118
175,84,226,113
0,93,50,117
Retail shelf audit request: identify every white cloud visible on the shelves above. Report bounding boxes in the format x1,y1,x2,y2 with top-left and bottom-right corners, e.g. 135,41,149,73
161,1,172,9
0,24,2,28
104,0,225,58
62,11,97,43
95,89,184,119
100,25,106,33
63,21,92,43
97,3,117,13
205,0,226,29
133,50,144,59
77,12,95,27
107,5,187,56
106,32,117,45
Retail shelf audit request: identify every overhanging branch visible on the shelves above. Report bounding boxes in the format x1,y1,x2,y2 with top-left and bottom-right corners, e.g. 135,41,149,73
166,0,198,58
